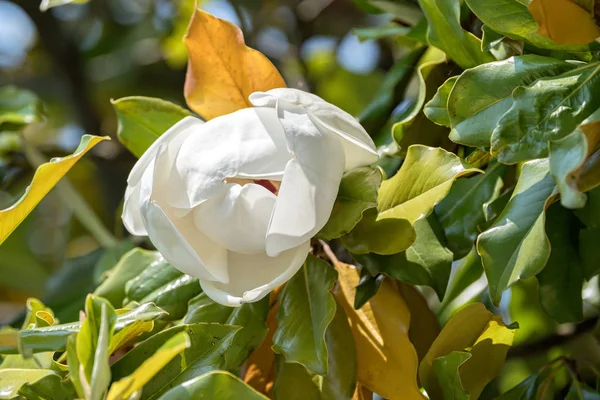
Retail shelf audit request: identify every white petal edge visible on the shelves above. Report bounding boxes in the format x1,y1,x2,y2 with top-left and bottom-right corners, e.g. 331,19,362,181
199,241,310,307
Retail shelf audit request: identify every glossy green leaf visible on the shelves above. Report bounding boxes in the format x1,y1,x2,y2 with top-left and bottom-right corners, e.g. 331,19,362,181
432,351,471,400
492,62,600,163
14,302,166,355
494,374,540,399
67,334,83,398
354,214,452,300
424,76,457,128
549,120,600,209
17,372,76,400
537,205,584,323
273,304,357,400
354,268,384,309
447,55,577,148
378,145,481,223
318,167,382,240
112,96,192,158
107,332,190,400
465,0,599,58
340,208,416,255
124,250,201,320
156,371,268,400
0,86,40,126
77,295,116,400
0,369,58,400
111,323,240,400
183,293,269,370
272,255,338,375
436,161,506,259
393,48,458,153
477,159,557,304
417,0,493,68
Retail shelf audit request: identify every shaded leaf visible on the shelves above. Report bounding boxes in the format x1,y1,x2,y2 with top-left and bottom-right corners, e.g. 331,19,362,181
112,97,191,158
272,255,337,375
17,373,76,400
0,86,40,126
156,371,268,400
424,76,457,128
432,351,471,400
417,0,494,68
528,0,600,45
0,135,108,245
318,167,382,240
477,159,557,304
419,303,516,400
566,382,600,399
184,8,285,120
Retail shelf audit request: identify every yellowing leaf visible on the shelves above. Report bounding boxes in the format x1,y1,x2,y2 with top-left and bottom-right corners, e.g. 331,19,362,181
0,135,108,245
529,0,600,45
333,259,425,399
183,8,285,120
419,303,517,400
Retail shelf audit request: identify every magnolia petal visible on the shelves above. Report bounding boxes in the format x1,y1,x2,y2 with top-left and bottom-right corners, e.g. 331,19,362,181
200,241,310,307
122,184,146,236
249,88,379,169
174,107,291,208
266,107,346,256
193,183,276,254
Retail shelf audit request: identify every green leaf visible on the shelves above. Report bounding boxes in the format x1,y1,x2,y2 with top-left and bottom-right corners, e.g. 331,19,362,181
77,295,116,400
447,55,577,148
354,214,452,300
107,332,191,400
94,248,161,308
318,167,382,240
156,371,268,400
357,49,424,136
183,293,270,371
353,23,411,41
39,0,88,12
537,205,584,323
366,1,423,25
17,372,76,400
439,250,484,315
67,334,83,398
378,145,481,223
549,119,600,209
354,268,384,309
436,161,506,259
432,351,471,400
417,0,494,68
0,86,40,126
575,186,600,228
111,323,240,400
272,254,338,375
477,159,557,304
124,250,201,320
494,374,540,399
111,96,192,158
580,227,600,278
340,208,416,255
393,48,458,154
566,383,600,399
0,369,58,400
424,76,457,128
273,304,357,400
14,302,166,355
492,62,600,163
465,0,599,58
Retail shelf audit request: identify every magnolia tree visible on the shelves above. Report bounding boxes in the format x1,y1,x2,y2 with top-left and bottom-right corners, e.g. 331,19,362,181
1,0,600,399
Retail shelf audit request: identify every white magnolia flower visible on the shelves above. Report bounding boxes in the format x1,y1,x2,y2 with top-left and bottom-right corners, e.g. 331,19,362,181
122,88,378,307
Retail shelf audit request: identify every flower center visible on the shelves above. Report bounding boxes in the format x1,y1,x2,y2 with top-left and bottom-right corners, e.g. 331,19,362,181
224,177,281,195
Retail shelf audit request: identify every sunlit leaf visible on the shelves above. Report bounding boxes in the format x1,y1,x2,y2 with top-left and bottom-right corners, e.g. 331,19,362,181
156,371,268,400
0,86,40,126
17,372,76,400
39,0,88,11
419,303,516,400
0,369,59,399
332,259,425,399
112,96,191,158
183,8,285,120
528,0,600,45
477,159,557,304
0,135,108,245
106,332,190,400
272,255,337,375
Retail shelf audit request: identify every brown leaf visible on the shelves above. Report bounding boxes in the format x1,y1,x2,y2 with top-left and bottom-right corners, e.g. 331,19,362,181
183,8,285,120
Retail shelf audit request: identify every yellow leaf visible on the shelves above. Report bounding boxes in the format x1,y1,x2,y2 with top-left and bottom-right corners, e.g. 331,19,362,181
333,259,425,400
397,283,440,363
529,0,600,45
353,384,373,400
0,135,108,245
183,8,286,120
419,303,517,400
